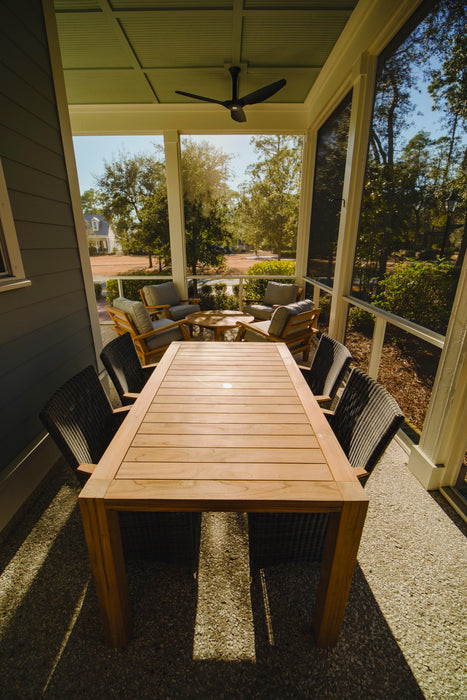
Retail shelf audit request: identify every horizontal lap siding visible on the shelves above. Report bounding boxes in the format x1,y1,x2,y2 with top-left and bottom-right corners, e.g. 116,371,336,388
0,0,95,471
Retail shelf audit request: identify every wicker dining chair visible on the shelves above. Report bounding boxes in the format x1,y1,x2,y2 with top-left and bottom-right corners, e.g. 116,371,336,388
299,333,352,407
248,368,404,569
100,332,156,405
40,365,200,565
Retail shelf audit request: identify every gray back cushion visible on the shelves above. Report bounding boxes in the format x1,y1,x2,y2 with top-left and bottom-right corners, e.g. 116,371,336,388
143,281,180,307
263,281,299,306
268,299,313,337
113,297,153,334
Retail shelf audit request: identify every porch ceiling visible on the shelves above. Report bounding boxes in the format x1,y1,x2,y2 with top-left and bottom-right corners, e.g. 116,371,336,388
53,0,359,133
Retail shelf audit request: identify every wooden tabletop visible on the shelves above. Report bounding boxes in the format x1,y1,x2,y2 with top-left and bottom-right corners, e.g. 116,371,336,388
83,342,364,510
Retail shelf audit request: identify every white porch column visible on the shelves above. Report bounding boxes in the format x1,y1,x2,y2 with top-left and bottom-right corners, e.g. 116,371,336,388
328,53,377,343
295,132,317,289
408,257,467,490
164,130,187,296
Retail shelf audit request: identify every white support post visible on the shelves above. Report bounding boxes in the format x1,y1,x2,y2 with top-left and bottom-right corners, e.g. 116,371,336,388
408,256,467,490
367,316,386,379
164,131,187,297
329,53,377,343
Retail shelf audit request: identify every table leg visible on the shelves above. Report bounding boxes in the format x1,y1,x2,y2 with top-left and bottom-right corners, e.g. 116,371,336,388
79,497,132,646
313,494,368,646
214,327,224,341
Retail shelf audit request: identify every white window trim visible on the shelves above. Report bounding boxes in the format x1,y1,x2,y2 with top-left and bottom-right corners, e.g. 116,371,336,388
0,158,31,292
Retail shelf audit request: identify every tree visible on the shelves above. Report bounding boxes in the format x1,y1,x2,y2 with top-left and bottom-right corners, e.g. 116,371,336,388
181,139,233,281
95,151,168,268
81,188,103,214
240,136,302,259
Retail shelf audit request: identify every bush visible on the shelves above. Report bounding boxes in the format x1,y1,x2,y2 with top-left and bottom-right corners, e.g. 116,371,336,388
375,260,460,334
244,260,296,300
199,283,239,310
347,306,374,333
94,282,102,299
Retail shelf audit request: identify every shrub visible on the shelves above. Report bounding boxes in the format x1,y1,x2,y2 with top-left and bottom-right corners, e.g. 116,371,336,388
375,260,459,334
199,283,239,310
347,306,374,333
244,260,296,300
94,282,102,299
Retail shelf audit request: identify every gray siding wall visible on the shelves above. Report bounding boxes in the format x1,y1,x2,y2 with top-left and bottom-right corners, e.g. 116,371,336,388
0,0,96,473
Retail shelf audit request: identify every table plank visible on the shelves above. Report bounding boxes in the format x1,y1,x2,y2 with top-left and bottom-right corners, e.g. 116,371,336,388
117,462,332,480
131,434,319,448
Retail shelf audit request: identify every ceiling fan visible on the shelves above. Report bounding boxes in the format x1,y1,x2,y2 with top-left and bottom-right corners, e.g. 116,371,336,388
175,66,286,123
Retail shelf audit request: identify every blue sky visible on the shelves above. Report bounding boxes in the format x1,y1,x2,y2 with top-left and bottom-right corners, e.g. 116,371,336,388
73,133,258,194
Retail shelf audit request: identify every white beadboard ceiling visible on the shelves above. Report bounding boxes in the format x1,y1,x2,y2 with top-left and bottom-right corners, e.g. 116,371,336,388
54,0,359,116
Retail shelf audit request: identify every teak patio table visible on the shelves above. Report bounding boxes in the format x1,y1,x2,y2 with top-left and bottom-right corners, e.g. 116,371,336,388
79,342,368,648
185,309,255,341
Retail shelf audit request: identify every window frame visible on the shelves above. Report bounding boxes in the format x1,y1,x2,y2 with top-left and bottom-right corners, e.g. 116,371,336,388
0,158,30,293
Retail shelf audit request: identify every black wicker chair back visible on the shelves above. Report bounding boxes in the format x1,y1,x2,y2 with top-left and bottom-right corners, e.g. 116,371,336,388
100,332,154,404
302,334,352,403
40,365,125,485
248,368,404,570
328,367,405,477
40,365,200,565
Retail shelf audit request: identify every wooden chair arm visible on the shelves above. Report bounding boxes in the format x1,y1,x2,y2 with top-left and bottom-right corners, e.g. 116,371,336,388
180,298,201,304
313,395,332,403
112,405,132,414
235,320,281,342
122,392,140,401
353,466,369,480
145,303,171,312
135,319,191,342
321,408,334,416
144,362,158,369
77,463,95,476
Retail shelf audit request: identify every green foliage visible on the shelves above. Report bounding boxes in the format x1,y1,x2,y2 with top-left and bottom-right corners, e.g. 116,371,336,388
375,260,460,333
199,283,239,311
105,272,171,304
239,136,302,258
243,260,296,300
347,306,374,333
94,282,102,299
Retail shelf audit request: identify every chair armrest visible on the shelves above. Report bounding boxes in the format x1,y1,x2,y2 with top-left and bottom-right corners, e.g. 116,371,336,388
235,320,280,341
77,463,95,476
136,319,192,343
321,408,334,416
144,362,158,370
122,392,140,401
180,298,201,304
353,467,369,480
314,395,332,403
112,405,132,414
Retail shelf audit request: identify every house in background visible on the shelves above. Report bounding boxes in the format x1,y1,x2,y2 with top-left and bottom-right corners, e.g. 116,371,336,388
84,214,119,254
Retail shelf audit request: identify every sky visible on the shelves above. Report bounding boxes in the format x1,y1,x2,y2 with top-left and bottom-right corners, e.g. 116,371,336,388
73,133,258,194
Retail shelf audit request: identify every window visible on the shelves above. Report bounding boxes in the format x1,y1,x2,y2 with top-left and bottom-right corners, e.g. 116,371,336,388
307,92,353,286
0,158,30,292
91,217,100,231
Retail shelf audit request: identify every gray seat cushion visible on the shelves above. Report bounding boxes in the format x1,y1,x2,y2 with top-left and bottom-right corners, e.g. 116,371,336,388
268,299,313,337
263,281,300,306
145,318,184,350
243,304,274,321
143,281,180,307
242,320,272,342
113,297,153,334
170,303,201,321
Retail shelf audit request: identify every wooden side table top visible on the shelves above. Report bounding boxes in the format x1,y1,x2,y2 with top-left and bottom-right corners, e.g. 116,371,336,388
185,309,255,340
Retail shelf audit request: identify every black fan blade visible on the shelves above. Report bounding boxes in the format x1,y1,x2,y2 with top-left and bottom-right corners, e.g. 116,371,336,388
239,78,286,106
175,90,225,106
230,106,247,123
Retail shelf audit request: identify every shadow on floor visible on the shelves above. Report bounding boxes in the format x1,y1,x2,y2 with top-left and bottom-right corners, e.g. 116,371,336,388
0,463,424,699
